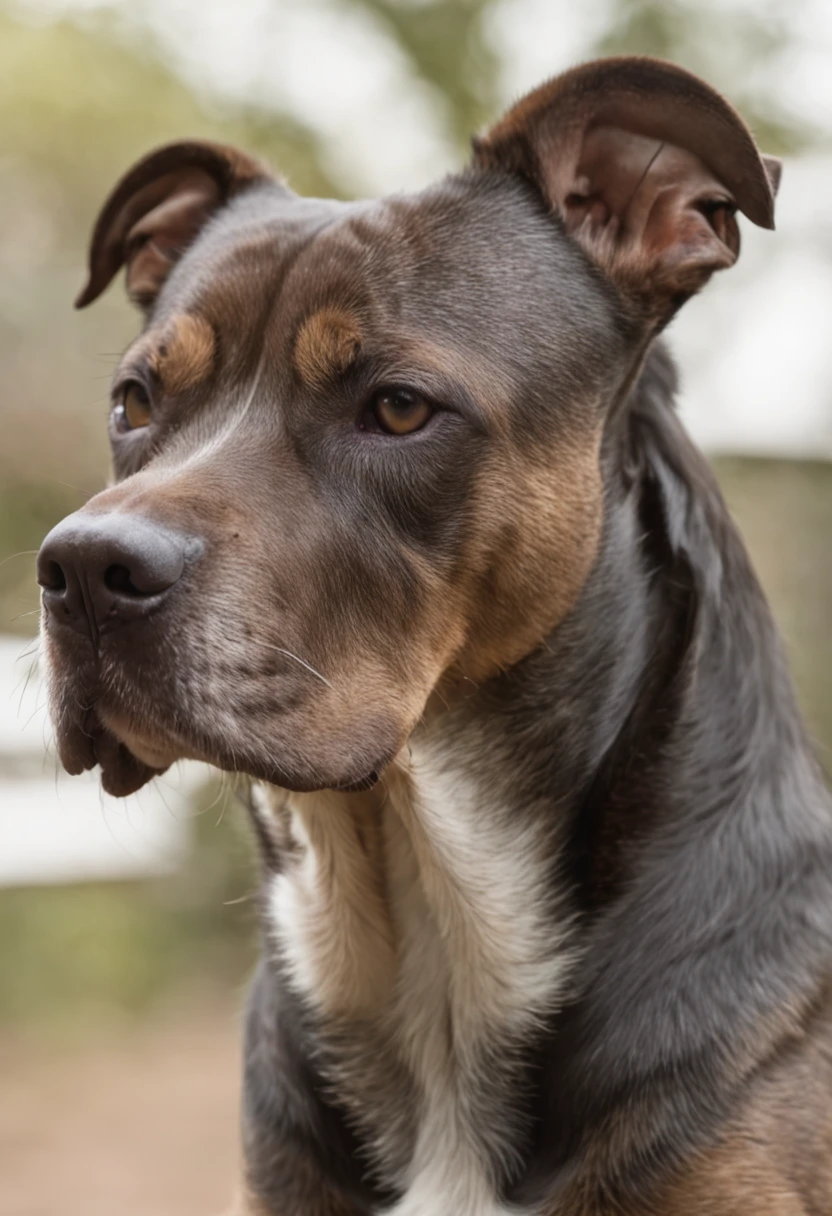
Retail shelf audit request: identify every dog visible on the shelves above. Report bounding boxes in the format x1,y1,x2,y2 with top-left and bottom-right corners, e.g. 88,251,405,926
37,56,832,1214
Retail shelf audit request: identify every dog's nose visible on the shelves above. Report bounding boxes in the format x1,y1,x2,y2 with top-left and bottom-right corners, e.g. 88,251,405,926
37,512,193,640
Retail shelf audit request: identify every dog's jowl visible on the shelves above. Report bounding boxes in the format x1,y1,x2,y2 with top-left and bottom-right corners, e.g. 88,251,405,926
38,57,832,1215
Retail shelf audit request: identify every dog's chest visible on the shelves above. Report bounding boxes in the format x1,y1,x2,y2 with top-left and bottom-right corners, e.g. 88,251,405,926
262,739,572,1214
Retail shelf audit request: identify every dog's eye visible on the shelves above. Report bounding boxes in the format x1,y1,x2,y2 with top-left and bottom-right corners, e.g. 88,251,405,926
370,389,432,436
114,382,152,431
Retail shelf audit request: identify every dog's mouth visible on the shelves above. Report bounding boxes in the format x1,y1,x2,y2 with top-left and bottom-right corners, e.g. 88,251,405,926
54,701,168,798
50,663,391,798
41,582,413,797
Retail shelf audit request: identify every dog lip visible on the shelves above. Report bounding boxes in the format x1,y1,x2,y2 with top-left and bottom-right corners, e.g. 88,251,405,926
98,711,183,770
92,712,379,795
55,708,98,777
55,676,395,795
93,727,166,798
53,702,164,796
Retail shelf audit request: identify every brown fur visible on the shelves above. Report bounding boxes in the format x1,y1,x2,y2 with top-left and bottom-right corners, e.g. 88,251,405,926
294,309,362,389
158,313,216,395
642,1018,832,1216
454,424,604,682
118,313,215,397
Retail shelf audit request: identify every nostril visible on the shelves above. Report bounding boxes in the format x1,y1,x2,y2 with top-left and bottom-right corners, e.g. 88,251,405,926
41,560,67,593
37,514,196,634
104,563,143,596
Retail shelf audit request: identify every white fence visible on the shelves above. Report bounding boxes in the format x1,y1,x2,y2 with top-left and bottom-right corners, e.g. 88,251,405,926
0,635,204,887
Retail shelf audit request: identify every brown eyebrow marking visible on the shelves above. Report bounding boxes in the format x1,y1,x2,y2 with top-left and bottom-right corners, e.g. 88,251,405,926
294,308,362,388
116,313,216,396
155,313,216,395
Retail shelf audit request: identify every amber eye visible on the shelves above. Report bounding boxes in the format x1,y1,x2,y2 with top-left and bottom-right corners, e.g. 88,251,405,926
371,389,433,436
114,381,152,431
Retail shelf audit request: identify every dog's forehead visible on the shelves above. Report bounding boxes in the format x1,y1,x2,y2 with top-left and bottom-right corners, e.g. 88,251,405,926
156,174,606,335
132,172,623,432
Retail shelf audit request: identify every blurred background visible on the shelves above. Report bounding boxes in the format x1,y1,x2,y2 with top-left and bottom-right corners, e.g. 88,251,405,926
0,0,830,1211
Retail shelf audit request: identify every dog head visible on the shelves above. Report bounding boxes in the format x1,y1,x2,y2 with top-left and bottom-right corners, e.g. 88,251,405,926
37,57,779,796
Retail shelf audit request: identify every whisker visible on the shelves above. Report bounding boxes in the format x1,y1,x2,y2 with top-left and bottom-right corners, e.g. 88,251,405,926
152,779,176,820
184,775,227,820
259,641,333,689
22,701,48,729
223,890,256,906
47,479,99,499
17,656,38,714
0,549,38,572
215,782,232,828
376,771,391,814
216,771,243,826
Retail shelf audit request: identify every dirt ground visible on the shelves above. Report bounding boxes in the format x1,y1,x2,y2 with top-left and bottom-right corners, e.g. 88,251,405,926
0,1005,244,1216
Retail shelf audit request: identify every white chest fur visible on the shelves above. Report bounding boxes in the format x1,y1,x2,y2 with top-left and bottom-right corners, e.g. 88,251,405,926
262,736,572,1214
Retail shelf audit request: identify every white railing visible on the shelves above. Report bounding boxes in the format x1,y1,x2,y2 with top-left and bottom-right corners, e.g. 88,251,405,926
0,635,204,887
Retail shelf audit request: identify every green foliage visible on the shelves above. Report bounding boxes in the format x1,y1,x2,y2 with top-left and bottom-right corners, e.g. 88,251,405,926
344,0,823,157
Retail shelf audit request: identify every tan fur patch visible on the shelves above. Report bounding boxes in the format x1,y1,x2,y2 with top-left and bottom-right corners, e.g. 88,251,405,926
118,313,215,397
649,1017,832,1216
550,1002,832,1216
347,334,604,691
157,313,216,395
651,1142,809,1216
293,309,361,388
453,420,604,684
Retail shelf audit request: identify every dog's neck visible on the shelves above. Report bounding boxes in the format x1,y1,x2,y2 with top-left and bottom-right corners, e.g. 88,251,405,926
262,446,659,1017
256,499,656,1210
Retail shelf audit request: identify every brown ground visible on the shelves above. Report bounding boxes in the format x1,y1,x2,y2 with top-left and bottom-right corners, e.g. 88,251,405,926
0,1005,243,1216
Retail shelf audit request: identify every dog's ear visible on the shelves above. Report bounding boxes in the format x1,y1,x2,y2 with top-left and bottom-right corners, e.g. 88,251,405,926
473,58,781,324
75,141,274,310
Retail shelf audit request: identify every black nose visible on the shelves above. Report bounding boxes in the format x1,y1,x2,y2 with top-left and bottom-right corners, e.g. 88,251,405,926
37,512,195,641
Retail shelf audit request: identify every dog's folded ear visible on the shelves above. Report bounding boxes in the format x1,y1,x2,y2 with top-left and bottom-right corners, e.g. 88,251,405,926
473,57,781,325
75,141,275,310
